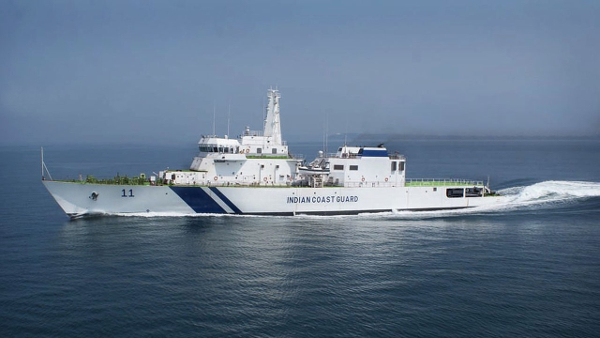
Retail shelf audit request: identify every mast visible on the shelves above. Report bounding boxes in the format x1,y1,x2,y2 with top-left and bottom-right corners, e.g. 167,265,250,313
263,88,282,145
40,147,53,181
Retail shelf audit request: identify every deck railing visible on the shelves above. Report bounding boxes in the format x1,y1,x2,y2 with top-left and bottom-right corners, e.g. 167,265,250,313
55,177,484,188
405,178,484,186
323,153,406,160
342,181,399,188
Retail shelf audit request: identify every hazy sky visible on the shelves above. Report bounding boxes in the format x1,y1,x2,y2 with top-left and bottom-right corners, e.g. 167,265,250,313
1,0,599,145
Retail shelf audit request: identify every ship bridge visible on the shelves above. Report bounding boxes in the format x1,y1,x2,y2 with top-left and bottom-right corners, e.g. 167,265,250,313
198,136,241,154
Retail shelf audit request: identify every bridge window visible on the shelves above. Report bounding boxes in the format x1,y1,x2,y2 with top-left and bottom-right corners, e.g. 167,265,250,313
349,165,358,171
400,162,405,171
446,188,464,198
391,161,397,171
200,144,221,152
334,164,344,170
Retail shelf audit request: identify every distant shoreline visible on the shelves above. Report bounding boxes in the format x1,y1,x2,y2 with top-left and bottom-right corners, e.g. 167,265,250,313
291,133,600,143
1,135,599,148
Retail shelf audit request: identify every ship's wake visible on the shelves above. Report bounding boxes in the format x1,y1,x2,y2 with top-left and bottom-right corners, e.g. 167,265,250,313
108,181,600,220
499,180,600,204
378,180,600,220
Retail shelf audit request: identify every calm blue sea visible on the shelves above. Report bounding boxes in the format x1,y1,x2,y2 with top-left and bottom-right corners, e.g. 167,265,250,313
1,139,600,337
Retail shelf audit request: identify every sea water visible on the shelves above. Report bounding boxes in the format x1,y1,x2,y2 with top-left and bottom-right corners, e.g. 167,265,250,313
1,139,599,337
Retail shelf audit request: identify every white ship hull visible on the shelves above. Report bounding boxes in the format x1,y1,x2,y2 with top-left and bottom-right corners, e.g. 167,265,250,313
42,89,506,219
43,180,505,218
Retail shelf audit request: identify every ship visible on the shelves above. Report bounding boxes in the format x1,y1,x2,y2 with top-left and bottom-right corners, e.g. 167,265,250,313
43,89,504,219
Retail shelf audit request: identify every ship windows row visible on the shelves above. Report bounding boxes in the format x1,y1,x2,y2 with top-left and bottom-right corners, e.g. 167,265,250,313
200,145,240,154
256,148,279,154
333,164,359,171
446,187,483,198
331,162,405,172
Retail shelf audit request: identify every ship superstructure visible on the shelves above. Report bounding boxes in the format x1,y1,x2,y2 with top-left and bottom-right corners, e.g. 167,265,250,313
166,89,299,187
43,89,503,218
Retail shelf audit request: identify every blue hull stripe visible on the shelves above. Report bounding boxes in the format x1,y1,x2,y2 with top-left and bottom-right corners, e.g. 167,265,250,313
209,187,243,214
169,186,226,214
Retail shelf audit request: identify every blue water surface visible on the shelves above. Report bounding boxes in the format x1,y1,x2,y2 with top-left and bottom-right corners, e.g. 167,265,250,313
1,139,599,337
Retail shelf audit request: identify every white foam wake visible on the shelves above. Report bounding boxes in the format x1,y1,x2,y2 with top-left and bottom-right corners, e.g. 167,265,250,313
369,180,600,220
500,180,600,204
439,180,600,217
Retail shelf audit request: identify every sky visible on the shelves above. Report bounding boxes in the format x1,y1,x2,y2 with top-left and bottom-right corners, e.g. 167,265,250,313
1,0,599,146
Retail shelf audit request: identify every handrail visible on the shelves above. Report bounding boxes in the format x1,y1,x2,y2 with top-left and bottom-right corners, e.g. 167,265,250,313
405,178,483,186
321,152,406,160
243,130,264,137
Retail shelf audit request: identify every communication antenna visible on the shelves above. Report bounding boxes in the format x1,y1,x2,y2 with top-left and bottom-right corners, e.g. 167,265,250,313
322,118,325,153
40,147,53,181
325,114,329,154
322,114,329,154
212,102,216,136
344,120,348,146
227,104,231,137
